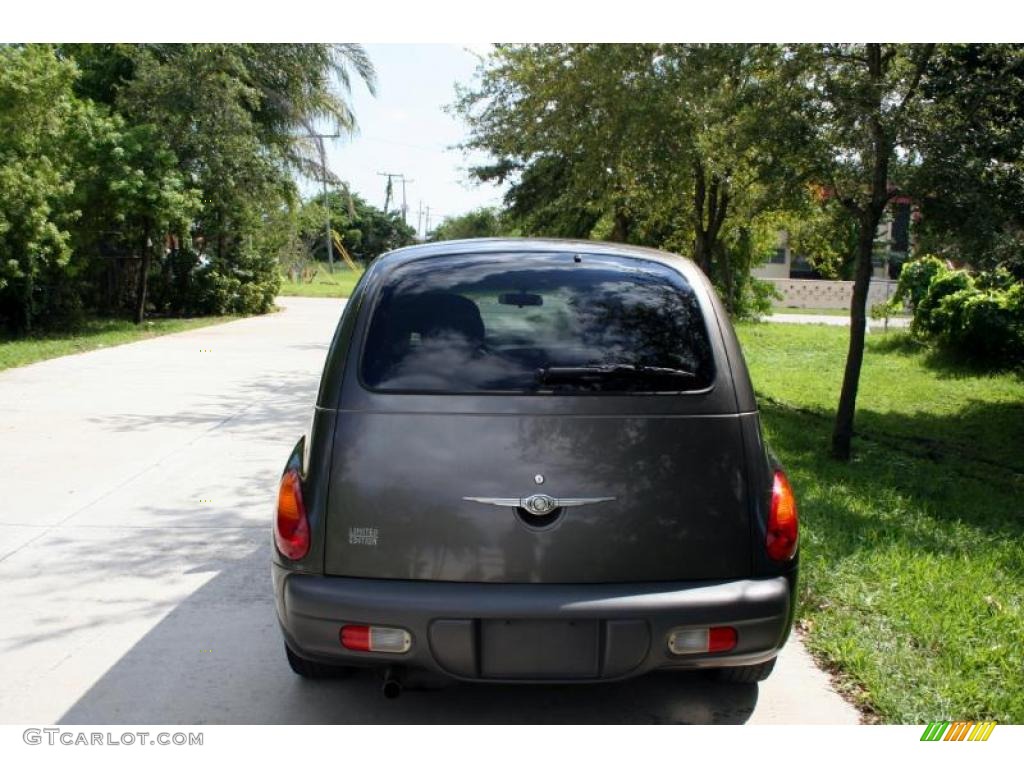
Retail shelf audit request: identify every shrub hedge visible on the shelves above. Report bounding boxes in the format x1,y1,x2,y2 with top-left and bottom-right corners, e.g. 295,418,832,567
897,257,1024,366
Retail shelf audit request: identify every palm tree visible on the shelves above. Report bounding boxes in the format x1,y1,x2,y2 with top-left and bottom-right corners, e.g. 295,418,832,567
244,44,377,183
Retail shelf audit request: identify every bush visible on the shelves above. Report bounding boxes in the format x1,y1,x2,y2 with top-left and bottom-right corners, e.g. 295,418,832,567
146,246,279,317
906,267,1024,367
736,276,782,320
932,288,1023,363
893,255,948,310
913,269,974,336
974,266,1017,291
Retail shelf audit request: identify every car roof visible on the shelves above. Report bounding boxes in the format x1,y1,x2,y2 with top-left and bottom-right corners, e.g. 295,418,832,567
375,238,705,282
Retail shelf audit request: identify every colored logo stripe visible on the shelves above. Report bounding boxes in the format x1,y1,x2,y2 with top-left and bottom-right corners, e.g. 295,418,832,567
920,720,996,742
970,722,997,741
944,721,972,741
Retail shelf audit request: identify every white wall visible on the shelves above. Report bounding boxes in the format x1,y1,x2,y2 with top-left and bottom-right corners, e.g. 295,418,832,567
751,261,790,279
763,278,898,310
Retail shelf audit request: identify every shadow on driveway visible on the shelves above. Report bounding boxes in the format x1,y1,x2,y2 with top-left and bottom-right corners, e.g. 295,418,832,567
58,542,758,725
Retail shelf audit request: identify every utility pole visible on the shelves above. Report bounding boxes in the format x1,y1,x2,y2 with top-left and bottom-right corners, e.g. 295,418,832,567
425,205,432,239
417,200,424,240
377,172,405,214
377,172,413,223
311,132,340,272
400,176,414,225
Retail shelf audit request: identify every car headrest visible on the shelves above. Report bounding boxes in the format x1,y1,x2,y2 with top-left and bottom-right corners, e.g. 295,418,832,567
400,292,485,346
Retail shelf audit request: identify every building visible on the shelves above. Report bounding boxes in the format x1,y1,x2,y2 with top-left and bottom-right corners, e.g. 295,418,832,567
752,199,913,282
750,201,912,310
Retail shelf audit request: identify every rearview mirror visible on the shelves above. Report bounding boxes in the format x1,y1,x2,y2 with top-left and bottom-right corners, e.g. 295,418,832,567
499,292,543,307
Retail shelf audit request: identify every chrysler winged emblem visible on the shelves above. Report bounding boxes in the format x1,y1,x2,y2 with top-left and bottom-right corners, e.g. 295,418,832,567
463,493,615,517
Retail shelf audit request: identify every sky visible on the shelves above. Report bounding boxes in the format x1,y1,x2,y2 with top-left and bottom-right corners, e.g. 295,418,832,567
306,44,505,238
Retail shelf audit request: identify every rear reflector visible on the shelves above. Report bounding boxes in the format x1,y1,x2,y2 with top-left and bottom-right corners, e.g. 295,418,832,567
340,624,411,654
708,626,738,653
667,626,738,655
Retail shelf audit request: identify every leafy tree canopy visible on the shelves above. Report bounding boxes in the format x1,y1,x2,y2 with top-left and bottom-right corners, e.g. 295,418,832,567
0,43,376,331
297,190,416,264
429,207,513,241
454,44,809,314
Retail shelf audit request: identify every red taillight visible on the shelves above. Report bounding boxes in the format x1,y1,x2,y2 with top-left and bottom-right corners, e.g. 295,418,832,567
667,625,738,654
766,470,798,561
275,468,310,560
340,625,371,652
340,624,411,653
708,626,738,653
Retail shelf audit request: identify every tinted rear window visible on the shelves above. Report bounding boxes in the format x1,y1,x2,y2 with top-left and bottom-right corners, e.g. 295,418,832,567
360,253,715,394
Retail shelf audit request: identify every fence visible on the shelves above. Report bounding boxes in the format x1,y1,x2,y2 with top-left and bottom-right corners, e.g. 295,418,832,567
762,278,898,310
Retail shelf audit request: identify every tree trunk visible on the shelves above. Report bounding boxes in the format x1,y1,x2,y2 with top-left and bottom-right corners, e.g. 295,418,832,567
831,216,878,459
610,207,630,243
693,231,712,274
134,224,152,325
831,43,890,460
719,241,735,314
691,160,730,278
692,160,711,274
23,272,34,334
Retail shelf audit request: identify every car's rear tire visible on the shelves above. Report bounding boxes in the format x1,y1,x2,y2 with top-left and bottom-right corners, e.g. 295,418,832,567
716,657,776,683
285,644,354,679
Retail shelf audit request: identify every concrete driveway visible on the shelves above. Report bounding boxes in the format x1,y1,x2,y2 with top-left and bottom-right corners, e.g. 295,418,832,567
0,297,859,724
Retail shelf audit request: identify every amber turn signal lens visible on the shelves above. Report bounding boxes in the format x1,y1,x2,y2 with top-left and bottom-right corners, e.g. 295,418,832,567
766,470,798,561
275,468,310,560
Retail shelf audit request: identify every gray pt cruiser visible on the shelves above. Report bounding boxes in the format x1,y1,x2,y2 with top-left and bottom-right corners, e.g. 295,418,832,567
272,238,798,696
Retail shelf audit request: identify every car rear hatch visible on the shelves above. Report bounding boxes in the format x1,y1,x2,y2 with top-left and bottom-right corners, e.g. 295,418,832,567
321,251,752,583
324,410,750,582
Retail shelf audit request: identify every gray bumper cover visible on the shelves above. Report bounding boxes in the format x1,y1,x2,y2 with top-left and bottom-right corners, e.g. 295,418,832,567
274,566,795,682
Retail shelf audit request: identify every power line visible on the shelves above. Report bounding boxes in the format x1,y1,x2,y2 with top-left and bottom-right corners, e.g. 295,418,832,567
361,136,449,152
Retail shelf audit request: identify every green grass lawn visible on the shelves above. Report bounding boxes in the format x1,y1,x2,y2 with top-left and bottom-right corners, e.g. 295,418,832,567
278,265,363,298
0,316,236,372
736,322,1024,723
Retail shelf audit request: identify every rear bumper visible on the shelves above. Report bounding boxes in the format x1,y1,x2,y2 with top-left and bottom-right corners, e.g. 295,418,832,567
274,566,796,682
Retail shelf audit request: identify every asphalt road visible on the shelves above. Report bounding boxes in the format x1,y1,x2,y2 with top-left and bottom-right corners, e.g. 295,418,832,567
0,297,859,724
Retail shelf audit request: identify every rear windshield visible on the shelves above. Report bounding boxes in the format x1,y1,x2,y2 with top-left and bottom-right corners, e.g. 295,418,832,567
360,253,716,394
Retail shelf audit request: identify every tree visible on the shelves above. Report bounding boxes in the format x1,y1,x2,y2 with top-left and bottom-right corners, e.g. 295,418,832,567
70,44,376,320
0,44,378,330
455,45,659,242
58,114,198,324
780,193,860,279
296,190,414,264
454,44,807,313
787,44,937,460
912,44,1024,278
430,207,511,241
241,44,376,182
0,45,78,332
654,45,806,278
